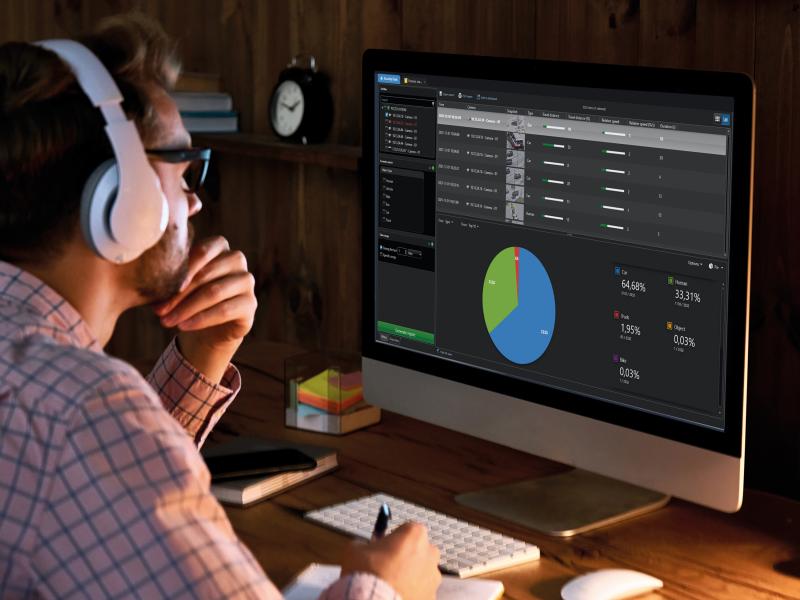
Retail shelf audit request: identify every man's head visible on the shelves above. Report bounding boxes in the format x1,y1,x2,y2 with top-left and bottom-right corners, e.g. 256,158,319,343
0,13,200,303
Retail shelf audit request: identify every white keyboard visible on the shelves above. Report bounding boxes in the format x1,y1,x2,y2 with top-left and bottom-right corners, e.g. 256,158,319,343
305,492,540,578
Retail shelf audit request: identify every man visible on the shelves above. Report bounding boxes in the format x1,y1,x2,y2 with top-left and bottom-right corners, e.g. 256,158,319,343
0,14,440,599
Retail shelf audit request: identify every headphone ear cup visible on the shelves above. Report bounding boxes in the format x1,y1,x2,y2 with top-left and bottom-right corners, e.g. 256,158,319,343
80,159,119,260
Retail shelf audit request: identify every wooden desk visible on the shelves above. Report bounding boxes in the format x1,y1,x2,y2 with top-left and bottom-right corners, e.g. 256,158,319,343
210,343,800,599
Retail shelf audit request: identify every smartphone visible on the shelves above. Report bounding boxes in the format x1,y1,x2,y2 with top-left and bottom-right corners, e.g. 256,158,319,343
205,449,317,481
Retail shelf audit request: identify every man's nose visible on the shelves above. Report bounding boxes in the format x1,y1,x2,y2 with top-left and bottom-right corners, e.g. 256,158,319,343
188,192,202,217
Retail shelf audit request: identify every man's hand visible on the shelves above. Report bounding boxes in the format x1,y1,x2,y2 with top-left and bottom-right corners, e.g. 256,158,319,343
340,522,442,600
154,236,257,382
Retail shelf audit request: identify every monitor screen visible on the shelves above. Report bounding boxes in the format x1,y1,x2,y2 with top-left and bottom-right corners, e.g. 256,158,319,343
363,53,752,461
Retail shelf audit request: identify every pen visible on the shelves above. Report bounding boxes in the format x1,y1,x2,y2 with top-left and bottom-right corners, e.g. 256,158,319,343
372,502,391,539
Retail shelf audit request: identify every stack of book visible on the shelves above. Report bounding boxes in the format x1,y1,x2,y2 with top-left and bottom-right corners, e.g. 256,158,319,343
171,72,238,133
202,437,338,506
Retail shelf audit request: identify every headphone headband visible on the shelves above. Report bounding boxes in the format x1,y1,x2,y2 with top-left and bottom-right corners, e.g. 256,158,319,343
35,40,123,112
34,39,168,264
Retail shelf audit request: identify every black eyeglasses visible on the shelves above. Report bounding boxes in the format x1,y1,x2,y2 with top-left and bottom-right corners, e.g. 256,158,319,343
146,147,211,194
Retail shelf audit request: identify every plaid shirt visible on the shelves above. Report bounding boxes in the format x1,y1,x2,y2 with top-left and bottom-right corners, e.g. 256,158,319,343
0,262,397,600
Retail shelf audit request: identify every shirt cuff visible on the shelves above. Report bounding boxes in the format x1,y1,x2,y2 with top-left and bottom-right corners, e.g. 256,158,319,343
320,573,400,600
146,338,242,447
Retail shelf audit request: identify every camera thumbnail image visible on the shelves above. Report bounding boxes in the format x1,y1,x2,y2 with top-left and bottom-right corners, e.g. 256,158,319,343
505,184,524,202
506,149,524,168
505,201,524,223
506,167,524,185
509,117,525,132
507,132,524,150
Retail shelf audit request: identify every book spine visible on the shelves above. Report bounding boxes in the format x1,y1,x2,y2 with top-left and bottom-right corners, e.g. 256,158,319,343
180,110,238,118
172,94,233,112
209,485,243,504
181,115,239,133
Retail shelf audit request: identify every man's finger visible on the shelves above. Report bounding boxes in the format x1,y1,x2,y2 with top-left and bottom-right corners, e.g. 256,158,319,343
175,294,257,332
155,250,247,316
189,250,248,293
181,236,231,290
161,272,255,327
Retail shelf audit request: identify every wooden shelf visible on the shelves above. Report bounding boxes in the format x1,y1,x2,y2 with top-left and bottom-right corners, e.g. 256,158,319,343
192,133,361,171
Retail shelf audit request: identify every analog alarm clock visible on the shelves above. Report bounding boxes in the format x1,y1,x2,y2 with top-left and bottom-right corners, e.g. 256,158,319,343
270,56,333,144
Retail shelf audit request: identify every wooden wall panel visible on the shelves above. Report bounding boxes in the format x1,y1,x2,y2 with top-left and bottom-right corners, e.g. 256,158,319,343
535,0,639,64
361,0,403,52
1,0,61,39
747,0,800,499
695,0,756,72
252,161,299,345
295,166,362,349
534,0,755,72
401,0,537,59
5,1,800,500
638,0,698,68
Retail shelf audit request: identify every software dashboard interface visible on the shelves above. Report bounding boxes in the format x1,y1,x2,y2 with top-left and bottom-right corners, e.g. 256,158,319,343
371,72,735,431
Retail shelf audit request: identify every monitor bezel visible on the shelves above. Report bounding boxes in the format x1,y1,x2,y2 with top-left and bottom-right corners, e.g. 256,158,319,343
362,49,753,458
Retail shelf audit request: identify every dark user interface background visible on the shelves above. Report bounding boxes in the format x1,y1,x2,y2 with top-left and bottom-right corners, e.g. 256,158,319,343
373,72,735,431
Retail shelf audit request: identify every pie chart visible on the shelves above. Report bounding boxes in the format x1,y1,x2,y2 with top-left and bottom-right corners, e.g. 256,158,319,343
482,247,555,364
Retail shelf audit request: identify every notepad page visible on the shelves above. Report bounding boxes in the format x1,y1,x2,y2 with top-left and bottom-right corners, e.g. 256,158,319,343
282,563,504,600
282,564,341,600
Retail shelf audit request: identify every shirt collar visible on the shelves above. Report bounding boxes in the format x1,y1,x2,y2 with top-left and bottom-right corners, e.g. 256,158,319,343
0,260,101,352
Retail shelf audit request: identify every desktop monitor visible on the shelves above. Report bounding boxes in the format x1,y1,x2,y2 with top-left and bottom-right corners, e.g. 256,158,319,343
361,50,754,534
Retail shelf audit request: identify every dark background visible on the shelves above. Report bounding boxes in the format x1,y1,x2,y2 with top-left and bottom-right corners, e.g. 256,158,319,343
2,0,799,501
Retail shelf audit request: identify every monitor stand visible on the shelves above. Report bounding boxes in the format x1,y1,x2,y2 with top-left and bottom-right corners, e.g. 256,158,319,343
455,469,670,537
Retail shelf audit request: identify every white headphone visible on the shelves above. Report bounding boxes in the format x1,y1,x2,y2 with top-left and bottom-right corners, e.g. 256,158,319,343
34,39,169,264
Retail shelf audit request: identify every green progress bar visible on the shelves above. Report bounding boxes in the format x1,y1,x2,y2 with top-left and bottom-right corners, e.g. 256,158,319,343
377,321,434,345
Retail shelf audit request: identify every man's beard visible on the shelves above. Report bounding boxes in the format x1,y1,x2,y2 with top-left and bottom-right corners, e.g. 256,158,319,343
135,221,194,303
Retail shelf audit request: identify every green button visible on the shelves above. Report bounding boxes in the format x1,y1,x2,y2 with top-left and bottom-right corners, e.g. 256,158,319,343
378,321,434,345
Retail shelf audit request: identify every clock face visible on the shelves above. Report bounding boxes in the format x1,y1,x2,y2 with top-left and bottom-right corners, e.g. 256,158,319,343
271,80,305,137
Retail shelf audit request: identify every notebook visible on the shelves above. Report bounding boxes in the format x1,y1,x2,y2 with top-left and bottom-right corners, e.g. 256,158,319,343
282,563,504,600
201,437,337,506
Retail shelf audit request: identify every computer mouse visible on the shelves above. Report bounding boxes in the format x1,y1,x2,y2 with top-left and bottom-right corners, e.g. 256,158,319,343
561,568,663,600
